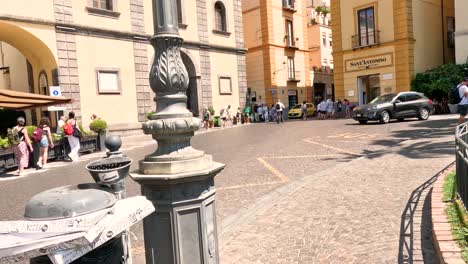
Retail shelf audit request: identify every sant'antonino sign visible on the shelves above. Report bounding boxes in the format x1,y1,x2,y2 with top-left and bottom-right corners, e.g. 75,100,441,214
345,53,393,72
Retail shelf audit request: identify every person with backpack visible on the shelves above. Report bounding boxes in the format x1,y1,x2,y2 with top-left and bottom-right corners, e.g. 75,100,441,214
275,99,285,123
11,117,33,176
64,111,81,161
35,117,54,169
457,77,468,124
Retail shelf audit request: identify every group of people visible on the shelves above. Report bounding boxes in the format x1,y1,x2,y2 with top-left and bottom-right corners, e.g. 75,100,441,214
316,98,352,120
12,111,81,176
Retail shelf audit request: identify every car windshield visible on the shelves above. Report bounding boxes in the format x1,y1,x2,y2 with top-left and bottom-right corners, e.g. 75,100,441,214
292,105,301,109
369,93,397,104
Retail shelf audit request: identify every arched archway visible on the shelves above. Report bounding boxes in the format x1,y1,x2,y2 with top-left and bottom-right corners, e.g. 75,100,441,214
0,21,59,126
181,48,201,117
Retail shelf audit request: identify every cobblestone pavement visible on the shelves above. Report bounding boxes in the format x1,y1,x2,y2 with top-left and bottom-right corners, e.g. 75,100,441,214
0,116,458,263
220,118,456,264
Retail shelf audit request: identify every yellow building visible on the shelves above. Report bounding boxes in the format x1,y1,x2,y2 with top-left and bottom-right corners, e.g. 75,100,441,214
455,0,468,64
331,0,455,105
242,0,310,108
307,0,334,103
0,0,246,134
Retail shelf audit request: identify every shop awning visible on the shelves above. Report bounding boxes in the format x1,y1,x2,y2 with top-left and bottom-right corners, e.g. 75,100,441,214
0,89,72,110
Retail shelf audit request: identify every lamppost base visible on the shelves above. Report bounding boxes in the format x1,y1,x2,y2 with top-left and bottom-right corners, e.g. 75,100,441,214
130,162,224,264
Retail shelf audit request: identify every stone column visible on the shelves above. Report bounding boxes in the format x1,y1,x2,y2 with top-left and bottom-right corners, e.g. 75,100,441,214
130,0,224,263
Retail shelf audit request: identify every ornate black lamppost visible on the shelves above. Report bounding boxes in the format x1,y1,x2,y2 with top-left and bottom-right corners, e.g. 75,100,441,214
131,1,224,263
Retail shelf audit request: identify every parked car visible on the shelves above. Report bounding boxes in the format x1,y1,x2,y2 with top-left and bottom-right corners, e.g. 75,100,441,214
353,92,433,124
288,103,316,119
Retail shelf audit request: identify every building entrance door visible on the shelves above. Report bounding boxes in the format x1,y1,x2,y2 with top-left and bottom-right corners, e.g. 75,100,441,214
313,83,325,105
357,74,380,105
288,90,298,109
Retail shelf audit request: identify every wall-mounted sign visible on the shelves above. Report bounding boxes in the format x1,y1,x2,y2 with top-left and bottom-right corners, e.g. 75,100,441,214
49,86,62,97
382,73,393,80
345,53,393,72
348,90,355,97
288,90,297,96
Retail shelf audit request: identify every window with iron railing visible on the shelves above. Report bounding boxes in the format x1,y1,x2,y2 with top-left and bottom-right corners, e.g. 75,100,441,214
286,20,294,47
354,7,377,47
283,0,295,9
287,57,295,80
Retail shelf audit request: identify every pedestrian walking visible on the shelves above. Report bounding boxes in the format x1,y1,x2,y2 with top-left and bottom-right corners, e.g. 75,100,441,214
236,107,242,124
344,99,351,118
275,99,285,123
317,99,327,120
301,101,308,120
253,104,259,122
64,111,81,161
221,105,231,127
336,100,343,118
243,105,251,123
270,104,276,122
203,107,210,129
457,77,468,124
258,104,264,122
56,115,66,134
11,117,33,176
326,99,335,119
263,104,269,123
36,117,54,169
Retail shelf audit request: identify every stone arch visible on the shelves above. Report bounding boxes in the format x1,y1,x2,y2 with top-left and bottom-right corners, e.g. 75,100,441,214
180,48,202,117
0,21,58,81
0,21,59,125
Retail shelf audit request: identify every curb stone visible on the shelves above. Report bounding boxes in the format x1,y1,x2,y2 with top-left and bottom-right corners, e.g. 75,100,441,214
431,163,466,264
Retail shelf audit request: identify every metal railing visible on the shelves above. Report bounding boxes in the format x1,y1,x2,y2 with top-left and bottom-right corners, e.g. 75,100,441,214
287,71,301,81
455,122,468,208
283,0,295,9
351,30,380,49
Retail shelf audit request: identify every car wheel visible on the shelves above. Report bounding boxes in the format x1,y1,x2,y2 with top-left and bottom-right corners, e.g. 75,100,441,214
397,118,404,122
359,120,368,124
379,111,390,124
418,107,430,120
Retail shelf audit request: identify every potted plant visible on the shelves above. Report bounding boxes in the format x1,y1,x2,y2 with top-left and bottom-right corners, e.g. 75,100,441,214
89,119,108,151
208,106,215,128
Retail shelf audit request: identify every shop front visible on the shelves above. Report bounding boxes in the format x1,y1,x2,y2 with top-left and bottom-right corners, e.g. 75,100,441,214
342,51,397,105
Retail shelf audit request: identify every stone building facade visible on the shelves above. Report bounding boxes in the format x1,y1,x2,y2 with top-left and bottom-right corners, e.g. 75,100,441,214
0,0,246,133
331,0,455,105
306,0,334,103
242,0,310,109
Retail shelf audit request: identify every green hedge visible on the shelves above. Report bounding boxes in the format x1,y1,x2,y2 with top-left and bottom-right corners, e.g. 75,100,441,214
411,63,468,98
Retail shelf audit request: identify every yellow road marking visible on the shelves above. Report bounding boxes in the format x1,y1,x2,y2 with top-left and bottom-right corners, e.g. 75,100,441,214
260,154,341,159
327,132,381,139
256,157,289,182
303,139,361,156
219,181,283,191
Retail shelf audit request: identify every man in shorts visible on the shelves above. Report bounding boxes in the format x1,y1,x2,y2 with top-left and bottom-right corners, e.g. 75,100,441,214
458,77,468,125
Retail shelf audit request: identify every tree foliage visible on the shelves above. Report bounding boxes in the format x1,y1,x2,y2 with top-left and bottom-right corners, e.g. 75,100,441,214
411,63,468,98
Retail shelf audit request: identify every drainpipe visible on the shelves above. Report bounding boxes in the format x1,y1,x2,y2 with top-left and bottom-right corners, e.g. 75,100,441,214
441,0,446,64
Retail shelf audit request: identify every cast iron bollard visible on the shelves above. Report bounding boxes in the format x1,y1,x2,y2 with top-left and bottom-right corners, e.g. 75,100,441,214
130,0,224,263
0,135,154,264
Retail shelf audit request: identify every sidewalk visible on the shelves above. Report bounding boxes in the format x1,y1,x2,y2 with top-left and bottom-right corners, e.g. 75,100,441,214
0,123,251,181
220,124,454,263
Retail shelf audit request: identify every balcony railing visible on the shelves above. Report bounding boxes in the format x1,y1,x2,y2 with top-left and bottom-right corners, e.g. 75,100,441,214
285,38,298,49
352,30,381,49
287,71,301,82
283,0,296,12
